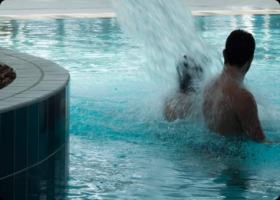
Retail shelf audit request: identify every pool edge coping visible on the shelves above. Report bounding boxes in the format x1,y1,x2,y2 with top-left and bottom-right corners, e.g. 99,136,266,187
0,47,70,114
1,10,280,20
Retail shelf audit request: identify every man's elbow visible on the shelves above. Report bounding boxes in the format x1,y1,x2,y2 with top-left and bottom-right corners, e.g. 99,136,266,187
164,105,176,122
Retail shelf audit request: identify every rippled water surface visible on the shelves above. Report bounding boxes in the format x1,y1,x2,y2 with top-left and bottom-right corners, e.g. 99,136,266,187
0,15,280,199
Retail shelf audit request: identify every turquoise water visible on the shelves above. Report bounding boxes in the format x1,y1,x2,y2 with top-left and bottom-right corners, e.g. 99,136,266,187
0,15,280,199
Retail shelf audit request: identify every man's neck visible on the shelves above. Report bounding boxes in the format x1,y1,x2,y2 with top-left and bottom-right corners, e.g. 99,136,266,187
221,64,245,84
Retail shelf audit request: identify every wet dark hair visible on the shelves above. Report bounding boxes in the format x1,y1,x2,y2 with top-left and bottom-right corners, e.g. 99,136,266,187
177,55,203,94
224,29,255,67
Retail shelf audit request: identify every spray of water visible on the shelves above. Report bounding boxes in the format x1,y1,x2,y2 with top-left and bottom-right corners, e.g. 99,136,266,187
111,0,222,80
111,0,223,121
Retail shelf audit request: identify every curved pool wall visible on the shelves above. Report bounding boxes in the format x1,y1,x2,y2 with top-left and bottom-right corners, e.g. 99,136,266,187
0,47,70,199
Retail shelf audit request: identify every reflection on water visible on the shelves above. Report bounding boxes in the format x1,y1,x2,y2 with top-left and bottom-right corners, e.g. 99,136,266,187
215,169,249,200
0,15,280,199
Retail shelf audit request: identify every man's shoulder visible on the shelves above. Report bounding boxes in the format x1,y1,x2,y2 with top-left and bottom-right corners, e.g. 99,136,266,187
229,86,257,111
236,86,254,100
224,84,254,99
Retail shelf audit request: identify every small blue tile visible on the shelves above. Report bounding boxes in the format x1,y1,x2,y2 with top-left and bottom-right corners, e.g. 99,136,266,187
28,104,39,166
48,96,56,155
60,145,66,195
54,90,66,150
60,89,66,145
0,111,15,177
39,100,48,161
39,160,48,199
47,155,55,199
15,171,27,199
15,107,28,172
27,166,39,200
66,84,70,141
0,177,14,200
15,107,28,200
57,89,66,145
54,151,61,199
65,140,70,183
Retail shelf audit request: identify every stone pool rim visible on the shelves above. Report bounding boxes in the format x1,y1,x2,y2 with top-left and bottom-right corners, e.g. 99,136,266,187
0,47,70,114
0,10,280,20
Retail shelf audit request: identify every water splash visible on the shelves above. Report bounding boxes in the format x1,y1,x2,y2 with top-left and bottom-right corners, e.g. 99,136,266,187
111,0,225,123
111,0,222,88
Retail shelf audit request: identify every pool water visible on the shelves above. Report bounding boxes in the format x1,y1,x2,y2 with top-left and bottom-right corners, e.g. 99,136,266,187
1,15,280,199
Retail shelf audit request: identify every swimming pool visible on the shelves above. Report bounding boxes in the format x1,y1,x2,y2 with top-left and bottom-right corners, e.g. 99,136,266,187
0,15,280,199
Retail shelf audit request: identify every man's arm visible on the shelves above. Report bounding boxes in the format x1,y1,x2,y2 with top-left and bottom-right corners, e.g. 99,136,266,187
164,103,177,122
164,93,191,122
234,89,266,142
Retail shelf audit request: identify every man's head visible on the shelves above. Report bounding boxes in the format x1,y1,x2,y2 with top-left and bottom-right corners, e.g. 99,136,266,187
223,30,255,72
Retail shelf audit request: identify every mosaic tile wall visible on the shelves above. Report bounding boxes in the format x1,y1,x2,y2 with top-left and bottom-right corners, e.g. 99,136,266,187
0,85,69,200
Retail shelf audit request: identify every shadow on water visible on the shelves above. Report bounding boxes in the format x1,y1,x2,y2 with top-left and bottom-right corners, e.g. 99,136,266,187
214,168,250,200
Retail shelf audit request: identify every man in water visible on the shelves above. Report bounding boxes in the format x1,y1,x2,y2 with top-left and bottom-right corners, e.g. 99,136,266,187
203,29,266,142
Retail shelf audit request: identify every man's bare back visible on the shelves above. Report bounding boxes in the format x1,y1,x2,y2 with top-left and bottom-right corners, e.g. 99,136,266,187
203,73,265,142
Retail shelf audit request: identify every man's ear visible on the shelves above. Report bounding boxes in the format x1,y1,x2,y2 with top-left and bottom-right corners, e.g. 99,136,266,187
249,54,254,64
223,49,226,59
